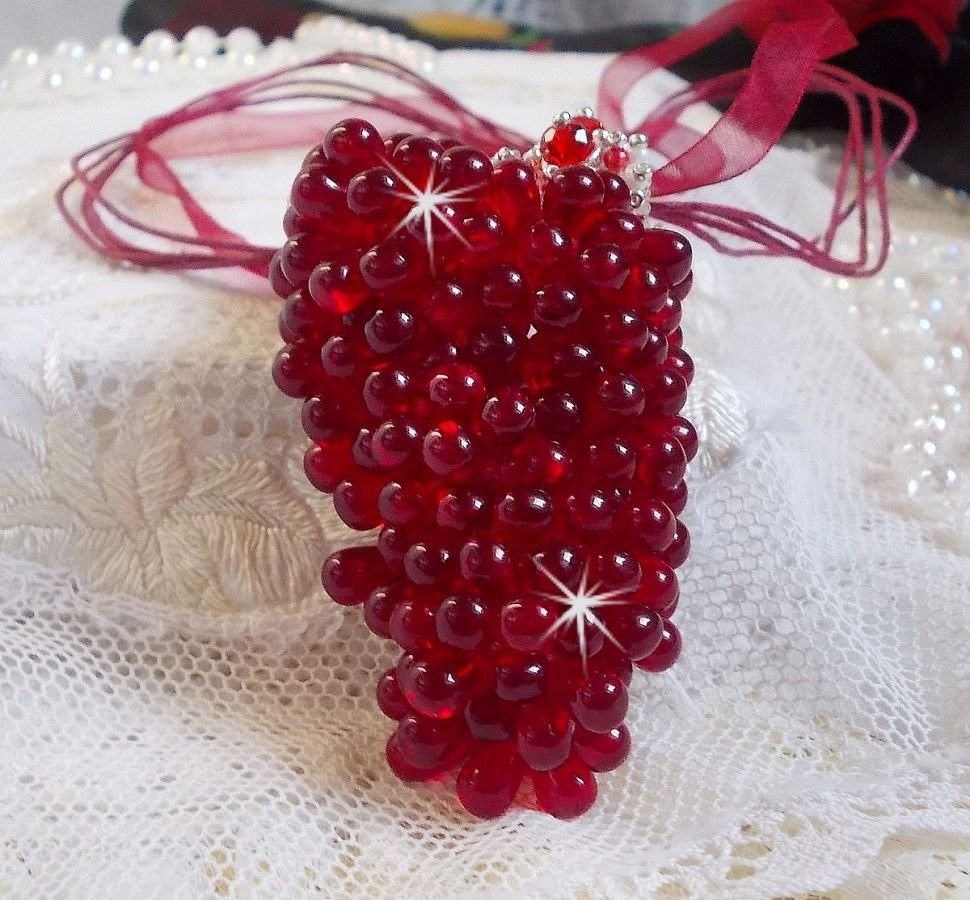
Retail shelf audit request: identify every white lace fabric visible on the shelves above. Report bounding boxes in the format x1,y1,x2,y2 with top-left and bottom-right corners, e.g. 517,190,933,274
1,31,969,900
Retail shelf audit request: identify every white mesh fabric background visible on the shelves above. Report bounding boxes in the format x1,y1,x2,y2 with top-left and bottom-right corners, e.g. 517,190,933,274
1,33,969,899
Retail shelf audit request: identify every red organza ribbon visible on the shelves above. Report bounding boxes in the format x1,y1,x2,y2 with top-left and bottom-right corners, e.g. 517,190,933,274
56,0,917,280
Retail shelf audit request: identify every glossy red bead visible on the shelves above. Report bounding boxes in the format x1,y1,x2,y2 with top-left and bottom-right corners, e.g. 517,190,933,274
457,744,525,819
377,668,410,719
500,598,555,651
573,724,631,772
436,594,489,650
570,669,628,733
533,757,598,819
517,702,574,771
321,547,387,606
635,619,682,672
539,117,601,166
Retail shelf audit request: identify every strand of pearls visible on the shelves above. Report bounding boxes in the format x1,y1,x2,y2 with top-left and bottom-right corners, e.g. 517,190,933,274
825,168,970,546
0,16,435,102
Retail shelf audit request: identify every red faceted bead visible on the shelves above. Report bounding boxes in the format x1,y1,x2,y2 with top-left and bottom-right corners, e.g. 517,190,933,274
533,757,598,819
517,702,574,771
636,619,682,672
377,668,410,720
321,547,387,606
457,744,525,819
573,724,631,772
570,669,628,733
539,116,601,166
602,145,630,173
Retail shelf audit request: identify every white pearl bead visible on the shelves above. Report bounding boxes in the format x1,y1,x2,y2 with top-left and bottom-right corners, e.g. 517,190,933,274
97,36,131,58
8,47,40,71
140,30,178,58
55,40,88,62
182,26,221,56
225,27,261,55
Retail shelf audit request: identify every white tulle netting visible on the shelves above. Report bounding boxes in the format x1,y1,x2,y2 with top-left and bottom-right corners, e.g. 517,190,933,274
1,34,969,900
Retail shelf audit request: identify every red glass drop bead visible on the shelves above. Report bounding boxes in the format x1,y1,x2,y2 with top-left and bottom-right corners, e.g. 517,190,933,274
321,546,387,606
578,244,630,291
539,116,601,166
495,655,546,703
371,419,421,469
362,368,412,419
634,559,678,614
661,478,689,515
460,211,505,256
377,668,410,720
666,416,699,463
465,693,516,742
606,604,663,661
573,724,631,772
508,437,571,486
666,346,695,386
308,255,369,315
482,387,535,437
347,166,403,219
457,743,525,819
333,478,383,530
497,488,554,531
389,598,438,653
628,264,669,313
639,228,693,286
565,487,616,534
533,757,598,819
428,363,486,414
663,521,691,571
648,370,689,417
592,645,634,687
269,254,296,298
324,117,384,168
636,619,682,672
480,264,527,310
533,284,583,329
459,539,513,585
385,734,437,782
595,372,646,419
319,334,365,380
359,241,415,292
378,525,408,573
422,422,476,475
587,437,637,482
403,542,454,586
278,290,326,344
589,209,645,250
601,171,632,209
535,390,582,438
627,499,677,553
544,166,604,216
468,324,520,371
301,395,345,443
422,280,477,338
272,345,321,398
397,652,473,719
594,549,641,591
436,594,489,650
517,702,574,771
671,270,694,303
351,428,381,471
364,583,407,639
365,308,416,355
602,145,630,173
650,295,683,334
557,620,605,659
394,711,466,770
391,135,444,184
530,543,584,592
633,327,669,370
524,222,572,271
639,437,688,492
570,669,628,733
435,488,491,532
438,146,493,191
500,598,556,652
289,163,347,221
378,481,426,527
551,342,599,381
304,440,351,494
489,160,541,231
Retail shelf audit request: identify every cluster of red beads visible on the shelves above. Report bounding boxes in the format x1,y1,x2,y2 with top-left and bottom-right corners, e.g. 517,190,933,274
271,118,696,820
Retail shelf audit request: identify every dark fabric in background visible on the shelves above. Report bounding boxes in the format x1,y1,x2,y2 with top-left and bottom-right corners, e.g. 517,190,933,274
122,0,970,190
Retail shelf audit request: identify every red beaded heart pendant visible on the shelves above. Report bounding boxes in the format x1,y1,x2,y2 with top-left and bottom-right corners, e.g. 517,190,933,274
272,113,696,820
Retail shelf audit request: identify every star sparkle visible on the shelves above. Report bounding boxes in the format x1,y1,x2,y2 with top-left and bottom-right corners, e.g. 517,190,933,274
533,560,636,674
382,158,476,274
